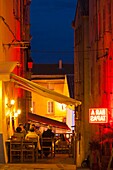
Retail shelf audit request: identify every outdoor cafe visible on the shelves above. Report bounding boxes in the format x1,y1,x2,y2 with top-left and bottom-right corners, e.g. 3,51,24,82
5,132,74,163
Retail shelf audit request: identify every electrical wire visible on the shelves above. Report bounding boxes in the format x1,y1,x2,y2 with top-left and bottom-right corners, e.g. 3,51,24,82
31,48,106,54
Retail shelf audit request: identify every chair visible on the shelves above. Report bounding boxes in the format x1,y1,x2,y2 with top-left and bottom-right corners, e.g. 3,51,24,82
35,137,41,162
10,139,23,163
41,137,55,158
25,136,41,162
22,140,35,162
55,140,70,154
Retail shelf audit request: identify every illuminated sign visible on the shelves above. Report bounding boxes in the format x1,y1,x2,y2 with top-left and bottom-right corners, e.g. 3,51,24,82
89,108,108,123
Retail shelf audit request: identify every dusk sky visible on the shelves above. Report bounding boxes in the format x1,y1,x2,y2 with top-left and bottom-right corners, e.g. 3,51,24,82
30,0,77,64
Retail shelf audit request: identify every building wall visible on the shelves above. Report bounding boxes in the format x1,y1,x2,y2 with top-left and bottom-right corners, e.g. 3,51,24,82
31,76,74,131
73,0,113,167
32,78,67,121
0,0,31,163
89,0,113,131
0,0,20,163
0,1,19,62
73,0,90,166
88,0,113,167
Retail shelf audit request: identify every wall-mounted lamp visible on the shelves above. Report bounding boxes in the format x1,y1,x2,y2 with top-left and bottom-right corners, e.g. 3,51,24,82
17,109,21,114
14,112,18,118
14,109,21,118
6,99,15,108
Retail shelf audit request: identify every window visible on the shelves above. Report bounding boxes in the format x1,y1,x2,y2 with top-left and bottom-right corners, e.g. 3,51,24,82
47,101,54,114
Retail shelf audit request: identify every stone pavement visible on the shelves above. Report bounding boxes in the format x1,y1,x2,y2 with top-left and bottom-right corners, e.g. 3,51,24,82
0,164,76,170
0,154,76,170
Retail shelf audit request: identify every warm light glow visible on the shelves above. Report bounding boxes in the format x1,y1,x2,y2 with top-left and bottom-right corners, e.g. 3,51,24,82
17,109,21,114
14,112,18,118
10,99,15,105
89,108,108,123
6,99,15,108
30,107,33,112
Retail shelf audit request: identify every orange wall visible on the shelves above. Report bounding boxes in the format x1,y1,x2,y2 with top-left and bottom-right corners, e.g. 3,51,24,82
32,78,68,122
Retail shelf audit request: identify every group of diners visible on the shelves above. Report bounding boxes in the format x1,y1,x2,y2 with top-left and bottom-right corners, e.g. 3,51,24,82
12,124,41,139
10,123,72,158
11,123,55,157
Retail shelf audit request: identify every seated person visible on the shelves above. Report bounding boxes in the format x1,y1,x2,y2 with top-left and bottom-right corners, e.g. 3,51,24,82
42,125,54,138
19,123,27,138
11,126,24,140
25,127,39,140
25,127,41,150
42,125,55,157
31,124,42,137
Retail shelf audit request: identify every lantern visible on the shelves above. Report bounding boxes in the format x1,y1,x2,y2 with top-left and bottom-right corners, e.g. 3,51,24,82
28,57,33,69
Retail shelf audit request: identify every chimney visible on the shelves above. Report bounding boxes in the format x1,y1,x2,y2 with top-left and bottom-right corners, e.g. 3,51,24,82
59,59,62,69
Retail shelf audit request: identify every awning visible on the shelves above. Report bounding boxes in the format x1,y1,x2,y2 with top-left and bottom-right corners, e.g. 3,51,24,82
28,112,70,131
0,62,18,81
0,62,18,73
10,73,82,107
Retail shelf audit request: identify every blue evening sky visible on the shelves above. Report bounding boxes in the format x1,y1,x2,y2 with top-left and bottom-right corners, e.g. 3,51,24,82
30,0,77,64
